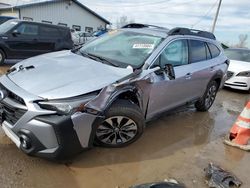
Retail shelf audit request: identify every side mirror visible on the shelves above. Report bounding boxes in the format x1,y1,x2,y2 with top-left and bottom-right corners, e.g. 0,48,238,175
163,64,175,80
12,30,20,36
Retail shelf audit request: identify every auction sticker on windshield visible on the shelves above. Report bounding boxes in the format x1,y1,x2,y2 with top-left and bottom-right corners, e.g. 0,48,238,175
133,44,154,49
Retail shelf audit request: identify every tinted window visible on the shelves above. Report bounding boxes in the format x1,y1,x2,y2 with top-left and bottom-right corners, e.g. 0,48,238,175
0,17,9,25
189,40,206,63
154,40,188,67
207,43,220,58
16,23,38,35
40,26,60,37
0,20,18,34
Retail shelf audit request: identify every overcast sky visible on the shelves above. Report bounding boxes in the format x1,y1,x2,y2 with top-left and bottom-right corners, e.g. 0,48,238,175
5,0,250,47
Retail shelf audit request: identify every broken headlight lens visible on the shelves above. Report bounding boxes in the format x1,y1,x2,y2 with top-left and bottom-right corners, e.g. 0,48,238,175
237,71,250,77
37,91,100,115
38,102,73,115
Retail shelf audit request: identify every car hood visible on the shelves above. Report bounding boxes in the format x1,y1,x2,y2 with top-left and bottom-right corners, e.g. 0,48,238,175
228,59,250,73
7,50,133,99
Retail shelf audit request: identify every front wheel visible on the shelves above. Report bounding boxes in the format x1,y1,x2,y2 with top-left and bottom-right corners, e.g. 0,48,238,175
95,100,145,148
195,80,218,111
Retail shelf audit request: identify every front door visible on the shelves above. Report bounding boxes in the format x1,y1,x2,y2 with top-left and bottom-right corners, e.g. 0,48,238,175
146,39,199,119
6,22,39,58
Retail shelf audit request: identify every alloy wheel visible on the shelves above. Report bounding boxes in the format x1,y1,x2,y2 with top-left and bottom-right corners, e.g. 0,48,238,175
205,85,217,108
96,116,138,145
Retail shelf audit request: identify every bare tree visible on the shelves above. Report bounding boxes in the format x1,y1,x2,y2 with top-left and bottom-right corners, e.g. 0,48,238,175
116,15,135,29
235,34,248,48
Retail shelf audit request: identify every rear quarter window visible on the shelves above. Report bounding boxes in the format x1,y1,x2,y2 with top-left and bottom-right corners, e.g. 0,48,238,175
189,40,207,63
59,28,71,38
207,43,221,58
39,25,60,37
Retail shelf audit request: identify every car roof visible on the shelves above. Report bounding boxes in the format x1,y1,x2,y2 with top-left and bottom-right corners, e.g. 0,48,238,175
10,19,70,30
120,28,169,38
121,23,217,41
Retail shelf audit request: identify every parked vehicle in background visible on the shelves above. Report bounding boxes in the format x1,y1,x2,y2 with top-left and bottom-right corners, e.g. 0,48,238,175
71,31,95,46
0,19,73,64
0,24,228,160
71,29,108,46
0,16,16,25
92,29,108,37
224,48,250,92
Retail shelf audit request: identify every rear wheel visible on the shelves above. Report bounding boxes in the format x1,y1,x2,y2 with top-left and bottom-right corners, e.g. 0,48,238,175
95,100,144,148
0,49,5,65
195,80,218,111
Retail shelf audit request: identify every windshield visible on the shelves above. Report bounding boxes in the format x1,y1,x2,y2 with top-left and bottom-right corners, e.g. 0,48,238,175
80,30,163,68
224,49,250,62
0,19,18,34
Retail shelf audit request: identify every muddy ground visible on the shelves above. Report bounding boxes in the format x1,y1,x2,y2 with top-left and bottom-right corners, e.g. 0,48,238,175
0,64,249,188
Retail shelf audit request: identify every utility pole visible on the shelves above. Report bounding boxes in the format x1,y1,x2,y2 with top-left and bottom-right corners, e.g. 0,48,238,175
211,0,222,33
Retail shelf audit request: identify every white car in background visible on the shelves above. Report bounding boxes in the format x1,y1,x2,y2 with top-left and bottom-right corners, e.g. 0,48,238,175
224,48,250,92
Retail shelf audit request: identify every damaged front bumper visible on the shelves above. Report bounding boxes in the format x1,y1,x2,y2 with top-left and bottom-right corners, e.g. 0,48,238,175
0,75,102,160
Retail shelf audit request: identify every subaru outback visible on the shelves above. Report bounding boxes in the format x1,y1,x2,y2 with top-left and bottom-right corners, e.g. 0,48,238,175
0,24,229,160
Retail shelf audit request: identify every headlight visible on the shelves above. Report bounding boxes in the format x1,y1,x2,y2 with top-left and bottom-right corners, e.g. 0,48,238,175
37,91,100,115
38,102,73,115
237,71,250,77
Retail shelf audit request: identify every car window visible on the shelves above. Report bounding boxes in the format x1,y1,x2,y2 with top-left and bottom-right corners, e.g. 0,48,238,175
0,20,18,34
207,43,220,58
189,40,207,63
39,25,60,37
153,40,188,68
16,23,38,36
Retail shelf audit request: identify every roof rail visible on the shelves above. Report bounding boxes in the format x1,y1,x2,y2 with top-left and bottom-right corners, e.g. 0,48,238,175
168,27,216,40
122,23,168,30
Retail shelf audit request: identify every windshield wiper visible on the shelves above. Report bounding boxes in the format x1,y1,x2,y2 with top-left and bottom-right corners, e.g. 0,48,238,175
80,51,119,67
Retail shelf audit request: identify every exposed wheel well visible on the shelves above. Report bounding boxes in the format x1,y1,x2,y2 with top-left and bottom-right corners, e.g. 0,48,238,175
116,91,140,107
214,77,221,89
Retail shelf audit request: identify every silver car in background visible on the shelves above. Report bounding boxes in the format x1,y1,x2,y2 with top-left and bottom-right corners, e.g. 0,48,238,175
0,24,229,160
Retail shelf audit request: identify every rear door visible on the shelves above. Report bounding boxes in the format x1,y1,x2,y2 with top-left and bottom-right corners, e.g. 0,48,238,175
188,39,220,96
38,25,60,53
147,39,199,119
6,22,39,58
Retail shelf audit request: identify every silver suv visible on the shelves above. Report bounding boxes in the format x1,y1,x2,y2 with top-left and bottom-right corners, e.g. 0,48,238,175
0,24,229,159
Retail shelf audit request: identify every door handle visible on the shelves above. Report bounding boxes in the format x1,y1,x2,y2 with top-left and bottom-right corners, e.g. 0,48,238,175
185,72,192,79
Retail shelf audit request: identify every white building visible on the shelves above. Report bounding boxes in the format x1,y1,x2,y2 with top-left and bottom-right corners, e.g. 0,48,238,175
0,0,110,32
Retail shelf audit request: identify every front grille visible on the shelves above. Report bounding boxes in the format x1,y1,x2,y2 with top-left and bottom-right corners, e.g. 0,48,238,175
1,103,27,125
8,91,25,105
0,84,27,125
226,71,234,80
0,85,25,105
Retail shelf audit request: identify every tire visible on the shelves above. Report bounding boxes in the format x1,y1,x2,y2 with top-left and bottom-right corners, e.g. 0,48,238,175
0,49,5,65
95,100,145,148
195,80,218,111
